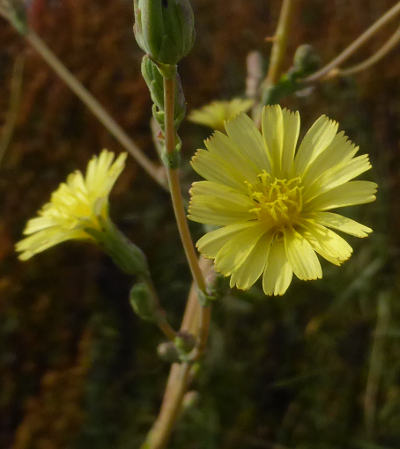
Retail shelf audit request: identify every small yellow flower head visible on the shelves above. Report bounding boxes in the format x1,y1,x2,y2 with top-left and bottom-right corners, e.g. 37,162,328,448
188,105,377,296
16,150,127,261
188,98,254,132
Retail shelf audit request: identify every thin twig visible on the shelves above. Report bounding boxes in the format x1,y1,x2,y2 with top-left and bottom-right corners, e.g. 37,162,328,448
144,278,178,341
12,26,168,189
337,25,400,77
305,1,400,82
0,55,24,166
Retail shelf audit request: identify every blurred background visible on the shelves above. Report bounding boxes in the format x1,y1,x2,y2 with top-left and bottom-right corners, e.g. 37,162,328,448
1,0,400,448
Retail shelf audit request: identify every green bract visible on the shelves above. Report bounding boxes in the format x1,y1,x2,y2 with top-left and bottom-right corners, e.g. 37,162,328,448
141,55,186,130
133,0,195,65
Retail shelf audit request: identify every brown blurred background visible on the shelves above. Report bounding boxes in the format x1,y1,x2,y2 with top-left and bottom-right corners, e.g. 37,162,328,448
1,1,400,448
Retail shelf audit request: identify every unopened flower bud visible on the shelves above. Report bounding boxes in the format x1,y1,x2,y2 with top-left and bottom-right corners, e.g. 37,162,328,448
293,44,321,76
174,332,196,354
133,0,195,65
182,390,200,412
129,282,156,322
157,341,180,363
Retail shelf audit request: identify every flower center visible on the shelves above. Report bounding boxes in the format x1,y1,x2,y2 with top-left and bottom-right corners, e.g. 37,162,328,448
246,171,303,227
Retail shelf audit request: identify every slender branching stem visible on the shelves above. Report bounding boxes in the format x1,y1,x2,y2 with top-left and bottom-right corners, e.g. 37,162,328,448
142,362,191,449
144,277,178,341
17,28,168,189
142,258,213,449
163,77,206,294
305,1,400,82
337,25,400,77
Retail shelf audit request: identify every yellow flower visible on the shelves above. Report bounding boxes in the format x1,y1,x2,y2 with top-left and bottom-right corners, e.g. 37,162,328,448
188,98,254,131
188,105,377,296
16,150,127,261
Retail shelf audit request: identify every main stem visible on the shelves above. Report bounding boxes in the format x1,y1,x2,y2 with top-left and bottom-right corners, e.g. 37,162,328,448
142,76,211,449
163,77,207,294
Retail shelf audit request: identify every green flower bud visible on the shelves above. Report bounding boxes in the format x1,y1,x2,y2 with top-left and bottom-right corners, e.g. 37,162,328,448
130,282,156,322
157,341,180,363
182,391,200,412
141,55,186,130
133,0,195,65
293,44,321,76
174,332,196,354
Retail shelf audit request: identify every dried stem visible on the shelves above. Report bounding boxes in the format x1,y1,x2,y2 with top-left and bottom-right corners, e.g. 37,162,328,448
13,27,168,189
337,25,400,77
305,1,400,82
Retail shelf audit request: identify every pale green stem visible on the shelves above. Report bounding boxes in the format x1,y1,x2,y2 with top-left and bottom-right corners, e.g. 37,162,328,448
141,362,191,449
144,277,178,341
141,76,212,449
337,25,400,77
162,76,207,294
255,0,296,123
305,1,400,82
0,55,24,166
264,0,296,87
20,28,168,189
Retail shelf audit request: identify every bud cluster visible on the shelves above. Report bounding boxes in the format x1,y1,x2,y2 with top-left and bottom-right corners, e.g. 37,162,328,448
133,0,195,66
133,0,195,168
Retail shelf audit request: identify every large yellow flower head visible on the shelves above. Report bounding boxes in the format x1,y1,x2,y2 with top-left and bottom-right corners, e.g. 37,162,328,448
16,150,127,261
188,98,254,131
188,105,377,296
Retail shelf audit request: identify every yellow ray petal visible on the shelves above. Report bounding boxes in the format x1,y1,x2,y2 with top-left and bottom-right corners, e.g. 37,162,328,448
304,180,377,211
304,154,372,201
294,115,338,175
225,113,271,173
262,238,293,296
308,212,372,237
284,228,322,280
214,223,267,275
300,220,353,266
230,231,274,290
196,222,257,258
188,181,254,225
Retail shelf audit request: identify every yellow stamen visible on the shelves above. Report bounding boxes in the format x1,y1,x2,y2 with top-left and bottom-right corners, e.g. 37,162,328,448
246,170,303,227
